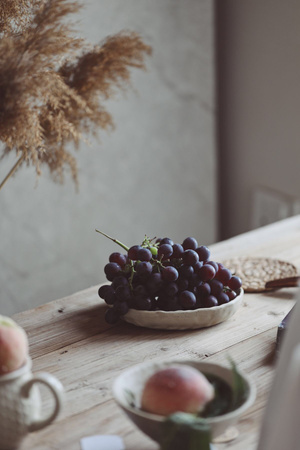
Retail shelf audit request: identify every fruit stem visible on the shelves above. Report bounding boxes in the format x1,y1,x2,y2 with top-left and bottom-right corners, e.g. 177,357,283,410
128,260,136,290
95,229,129,251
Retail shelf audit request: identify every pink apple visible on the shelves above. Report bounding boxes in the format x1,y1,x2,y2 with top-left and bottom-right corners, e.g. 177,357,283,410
0,315,29,375
141,365,214,416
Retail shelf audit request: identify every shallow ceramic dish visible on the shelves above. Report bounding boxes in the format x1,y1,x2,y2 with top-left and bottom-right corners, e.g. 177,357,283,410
122,289,244,330
113,360,256,442
113,359,256,443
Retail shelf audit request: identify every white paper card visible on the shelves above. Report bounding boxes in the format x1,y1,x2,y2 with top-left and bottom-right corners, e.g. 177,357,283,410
80,435,217,450
80,435,125,450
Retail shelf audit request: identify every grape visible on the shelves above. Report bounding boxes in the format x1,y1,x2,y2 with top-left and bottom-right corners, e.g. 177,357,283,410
150,246,158,256
109,252,127,267
172,243,184,259
188,273,202,289
159,295,180,311
209,279,224,296
133,284,147,298
217,262,225,271
115,285,131,302
99,285,116,305
128,245,142,260
182,237,198,250
178,265,194,279
177,277,189,291
105,308,119,324
195,297,203,309
161,266,179,282
146,272,163,294
196,282,211,298
197,264,216,282
158,244,173,260
104,262,121,281
182,249,199,266
203,295,218,308
98,284,112,299
136,261,152,276
196,246,210,261
112,276,128,290
228,276,242,292
217,292,230,305
160,237,174,246
164,282,179,297
114,301,130,315
205,260,218,272
215,267,232,285
137,247,152,262
134,297,152,310
179,290,196,309
227,289,237,301
194,261,204,274
167,297,181,311
131,272,141,284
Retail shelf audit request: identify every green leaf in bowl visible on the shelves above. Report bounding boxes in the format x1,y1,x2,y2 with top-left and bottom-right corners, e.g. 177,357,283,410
160,412,211,450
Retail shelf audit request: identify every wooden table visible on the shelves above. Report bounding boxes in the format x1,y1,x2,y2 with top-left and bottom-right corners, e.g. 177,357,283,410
14,216,300,450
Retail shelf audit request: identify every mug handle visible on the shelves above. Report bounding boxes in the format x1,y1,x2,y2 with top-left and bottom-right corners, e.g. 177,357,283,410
20,372,64,432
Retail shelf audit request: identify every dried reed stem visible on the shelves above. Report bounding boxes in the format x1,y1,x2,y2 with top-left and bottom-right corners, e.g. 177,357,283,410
0,154,26,191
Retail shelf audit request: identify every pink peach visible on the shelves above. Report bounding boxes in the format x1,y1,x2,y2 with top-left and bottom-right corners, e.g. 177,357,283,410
0,315,29,375
141,365,214,416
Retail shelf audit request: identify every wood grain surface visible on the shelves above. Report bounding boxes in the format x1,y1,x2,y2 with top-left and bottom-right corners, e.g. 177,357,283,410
13,215,300,450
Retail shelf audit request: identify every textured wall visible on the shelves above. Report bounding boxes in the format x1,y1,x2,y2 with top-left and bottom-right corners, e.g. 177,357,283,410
217,0,300,238
0,0,216,315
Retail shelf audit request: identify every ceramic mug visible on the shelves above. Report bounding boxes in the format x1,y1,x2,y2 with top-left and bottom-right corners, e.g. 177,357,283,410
0,357,64,450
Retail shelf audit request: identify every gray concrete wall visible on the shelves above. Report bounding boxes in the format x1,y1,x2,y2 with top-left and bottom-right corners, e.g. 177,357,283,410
0,0,216,316
217,0,300,239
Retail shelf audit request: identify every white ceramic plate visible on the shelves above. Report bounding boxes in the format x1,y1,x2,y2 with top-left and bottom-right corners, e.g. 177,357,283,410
122,289,244,330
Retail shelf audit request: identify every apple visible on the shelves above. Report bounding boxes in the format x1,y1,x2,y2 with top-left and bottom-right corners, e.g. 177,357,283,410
141,365,214,416
0,315,29,375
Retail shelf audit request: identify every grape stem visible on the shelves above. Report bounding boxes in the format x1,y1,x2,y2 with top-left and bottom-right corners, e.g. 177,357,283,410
128,260,136,290
95,229,129,251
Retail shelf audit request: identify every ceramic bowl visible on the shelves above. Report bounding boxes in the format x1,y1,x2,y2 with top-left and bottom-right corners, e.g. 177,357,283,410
122,289,244,330
113,359,255,443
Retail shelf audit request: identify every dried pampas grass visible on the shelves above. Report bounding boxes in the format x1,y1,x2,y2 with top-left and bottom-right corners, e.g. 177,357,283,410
0,0,152,189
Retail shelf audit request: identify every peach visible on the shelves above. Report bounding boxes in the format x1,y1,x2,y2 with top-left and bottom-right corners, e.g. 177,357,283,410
141,365,214,416
0,315,29,375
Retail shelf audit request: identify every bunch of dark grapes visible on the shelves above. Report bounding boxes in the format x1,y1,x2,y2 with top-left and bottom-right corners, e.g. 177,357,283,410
97,232,242,324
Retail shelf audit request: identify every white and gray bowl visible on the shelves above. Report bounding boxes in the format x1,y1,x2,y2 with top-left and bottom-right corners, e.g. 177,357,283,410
122,289,244,330
113,358,256,443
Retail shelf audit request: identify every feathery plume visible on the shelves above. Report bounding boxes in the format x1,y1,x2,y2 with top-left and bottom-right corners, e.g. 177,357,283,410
0,0,152,189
